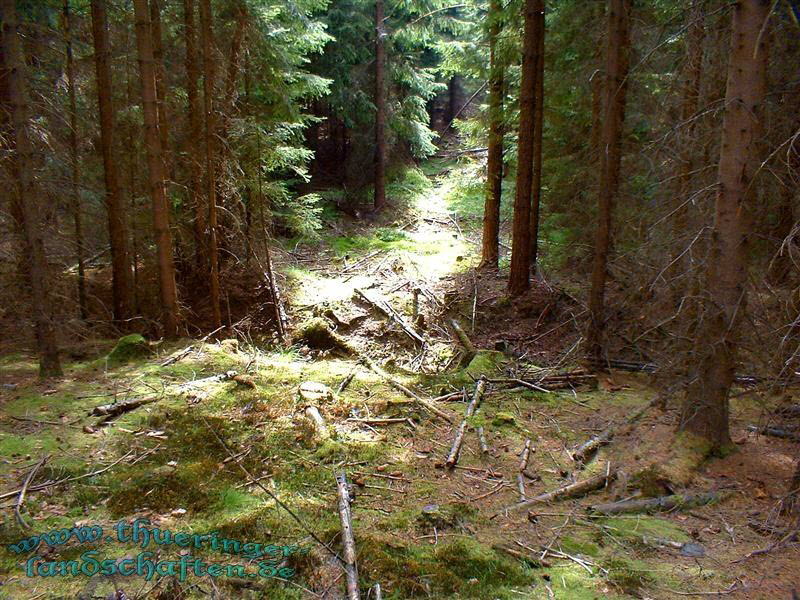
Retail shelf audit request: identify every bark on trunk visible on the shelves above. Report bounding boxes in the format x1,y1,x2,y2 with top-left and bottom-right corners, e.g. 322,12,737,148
480,0,504,270
585,0,631,360
508,0,544,295
149,0,170,177
183,0,205,273
678,0,770,450
529,2,545,270
90,0,133,324
63,0,87,320
1,0,62,377
133,0,180,337
374,0,386,210
199,0,222,328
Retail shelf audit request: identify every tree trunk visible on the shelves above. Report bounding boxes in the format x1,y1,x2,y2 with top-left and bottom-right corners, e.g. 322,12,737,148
678,0,770,450
63,0,86,320
529,2,545,270
480,0,504,270
133,0,180,337
507,0,544,296
374,0,386,210
149,0,171,177
183,0,205,273
585,0,631,361
199,0,222,329
1,0,62,377
90,0,133,325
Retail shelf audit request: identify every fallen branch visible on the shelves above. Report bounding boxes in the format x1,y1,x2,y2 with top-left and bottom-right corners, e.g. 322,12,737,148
572,399,657,465
498,466,617,513
449,319,476,364
517,439,532,501
588,491,722,515
746,425,800,442
477,426,489,454
354,288,425,346
347,417,408,425
445,378,487,468
15,455,48,528
336,472,360,600
91,397,158,424
360,357,452,423
338,371,356,394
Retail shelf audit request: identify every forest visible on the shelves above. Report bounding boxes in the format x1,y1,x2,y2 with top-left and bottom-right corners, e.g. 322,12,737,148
0,0,799,597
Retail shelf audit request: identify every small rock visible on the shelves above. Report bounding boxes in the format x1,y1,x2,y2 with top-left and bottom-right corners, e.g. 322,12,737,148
680,542,705,558
171,508,187,517
298,381,333,403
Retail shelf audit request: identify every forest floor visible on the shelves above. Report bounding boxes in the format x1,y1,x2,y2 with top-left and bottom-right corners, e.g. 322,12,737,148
0,158,799,599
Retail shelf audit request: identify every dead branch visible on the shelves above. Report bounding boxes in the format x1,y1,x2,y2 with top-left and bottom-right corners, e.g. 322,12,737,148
354,288,425,346
746,425,800,442
336,472,360,600
498,466,617,513
15,455,48,528
445,378,487,468
91,396,158,424
449,319,476,363
477,426,489,454
588,491,722,515
360,357,453,423
517,439,532,501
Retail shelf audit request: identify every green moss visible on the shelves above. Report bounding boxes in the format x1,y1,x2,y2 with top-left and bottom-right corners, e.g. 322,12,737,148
492,412,517,427
106,334,150,365
597,516,690,545
465,350,507,378
416,502,476,531
603,556,654,594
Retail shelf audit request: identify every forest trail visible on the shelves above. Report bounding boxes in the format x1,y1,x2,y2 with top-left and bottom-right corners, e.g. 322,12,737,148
1,162,798,599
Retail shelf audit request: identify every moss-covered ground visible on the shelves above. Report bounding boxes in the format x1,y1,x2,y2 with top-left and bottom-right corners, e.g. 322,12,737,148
1,161,797,599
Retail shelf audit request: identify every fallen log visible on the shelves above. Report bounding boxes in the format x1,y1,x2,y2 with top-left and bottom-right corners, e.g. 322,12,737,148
360,357,452,423
746,425,800,442
336,472,360,600
91,397,158,426
588,491,722,515
572,399,657,465
499,466,617,513
445,378,487,468
354,288,425,346
777,405,800,417
449,319,476,364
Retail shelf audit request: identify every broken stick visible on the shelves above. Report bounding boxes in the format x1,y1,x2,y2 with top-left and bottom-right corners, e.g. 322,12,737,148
360,357,452,423
445,378,487,468
305,406,331,442
498,466,617,513
746,425,800,442
477,426,489,454
15,455,48,528
517,439,532,501
336,472,360,600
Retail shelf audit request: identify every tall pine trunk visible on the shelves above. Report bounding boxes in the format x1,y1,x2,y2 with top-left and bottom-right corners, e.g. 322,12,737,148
63,0,86,320
678,0,769,450
1,0,62,377
90,0,133,325
373,0,386,210
183,0,205,273
199,0,222,329
585,0,630,361
480,0,504,269
507,0,544,296
133,0,180,337
149,0,171,177
529,2,545,270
